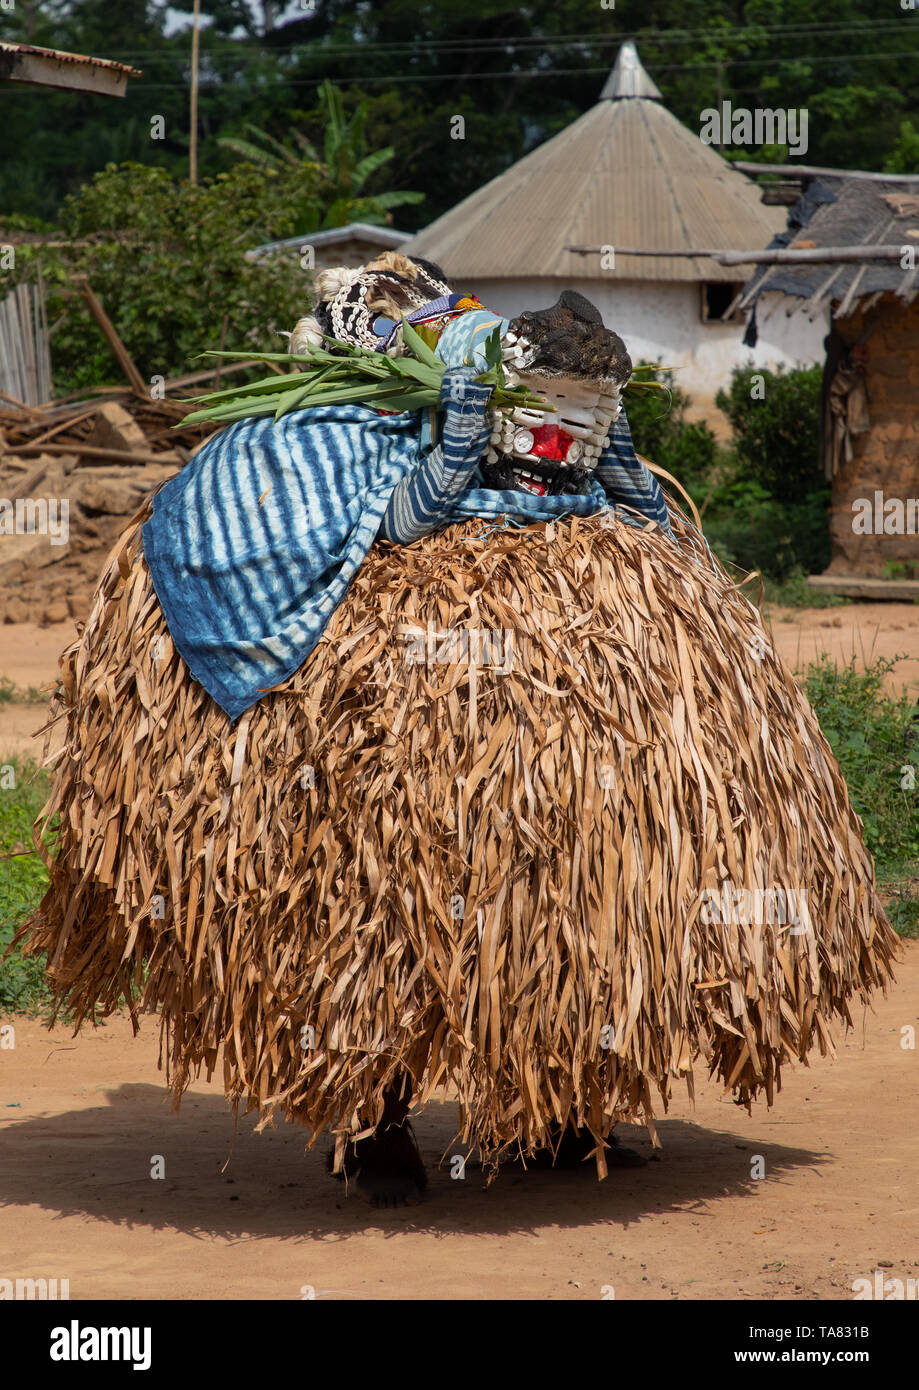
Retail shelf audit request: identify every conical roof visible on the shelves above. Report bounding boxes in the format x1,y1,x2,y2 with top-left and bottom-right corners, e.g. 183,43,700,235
403,44,784,284
599,39,662,100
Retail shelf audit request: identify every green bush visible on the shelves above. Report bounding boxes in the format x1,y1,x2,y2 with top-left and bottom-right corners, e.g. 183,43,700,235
761,568,848,609
0,759,52,1016
803,656,919,874
625,363,718,486
1,86,423,397
715,363,824,505
883,118,919,175
624,363,830,585
701,479,833,582
2,161,323,395
885,890,919,939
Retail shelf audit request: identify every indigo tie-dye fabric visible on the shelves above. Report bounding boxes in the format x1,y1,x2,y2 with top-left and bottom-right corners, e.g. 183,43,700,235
143,311,670,719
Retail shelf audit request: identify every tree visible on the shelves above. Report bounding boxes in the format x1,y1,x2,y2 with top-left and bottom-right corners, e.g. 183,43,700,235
884,120,919,175
715,363,824,505
3,160,325,392
1,0,918,227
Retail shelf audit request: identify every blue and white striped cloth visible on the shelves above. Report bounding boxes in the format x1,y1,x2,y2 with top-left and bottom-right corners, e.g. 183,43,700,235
142,310,672,719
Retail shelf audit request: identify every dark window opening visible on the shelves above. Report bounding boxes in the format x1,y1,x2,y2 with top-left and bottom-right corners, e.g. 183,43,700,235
702,282,743,323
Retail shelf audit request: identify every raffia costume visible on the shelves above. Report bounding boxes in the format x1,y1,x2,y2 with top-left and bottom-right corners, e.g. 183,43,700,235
20,255,897,1177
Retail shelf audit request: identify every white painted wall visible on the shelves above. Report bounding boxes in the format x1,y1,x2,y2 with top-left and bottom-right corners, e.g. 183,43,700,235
467,278,827,411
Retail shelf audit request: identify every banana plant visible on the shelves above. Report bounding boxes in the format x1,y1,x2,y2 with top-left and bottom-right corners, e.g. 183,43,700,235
217,81,423,230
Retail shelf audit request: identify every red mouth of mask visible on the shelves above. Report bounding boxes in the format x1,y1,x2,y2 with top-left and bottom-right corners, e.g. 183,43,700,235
527,423,576,462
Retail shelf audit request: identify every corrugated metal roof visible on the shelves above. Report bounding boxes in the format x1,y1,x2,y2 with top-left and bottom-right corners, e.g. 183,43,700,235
0,41,140,96
738,177,919,313
248,223,411,260
0,42,139,74
403,45,784,285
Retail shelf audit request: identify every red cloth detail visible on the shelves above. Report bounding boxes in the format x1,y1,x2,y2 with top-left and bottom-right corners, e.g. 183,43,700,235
529,424,575,461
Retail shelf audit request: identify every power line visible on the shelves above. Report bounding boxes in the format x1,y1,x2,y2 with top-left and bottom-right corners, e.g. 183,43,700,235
52,17,919,64
10,49,911,93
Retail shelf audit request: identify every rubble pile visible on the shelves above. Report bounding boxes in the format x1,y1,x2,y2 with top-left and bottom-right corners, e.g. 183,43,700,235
0,385,218,624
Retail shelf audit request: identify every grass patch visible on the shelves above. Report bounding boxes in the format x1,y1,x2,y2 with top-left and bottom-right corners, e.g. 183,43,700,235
0,756,53,1016
803,655,919,934
0,675,49,706
877,869,919,940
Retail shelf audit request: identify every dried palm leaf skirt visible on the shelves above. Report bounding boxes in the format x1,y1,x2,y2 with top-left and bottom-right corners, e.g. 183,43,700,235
20,501,898,1175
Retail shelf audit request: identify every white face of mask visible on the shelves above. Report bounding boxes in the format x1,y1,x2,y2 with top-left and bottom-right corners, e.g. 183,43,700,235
484,370,624,497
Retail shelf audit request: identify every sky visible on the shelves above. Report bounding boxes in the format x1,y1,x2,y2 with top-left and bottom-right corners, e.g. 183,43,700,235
162,2,311,38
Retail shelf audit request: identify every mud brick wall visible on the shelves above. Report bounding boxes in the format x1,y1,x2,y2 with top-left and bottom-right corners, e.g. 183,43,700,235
828,295,919,578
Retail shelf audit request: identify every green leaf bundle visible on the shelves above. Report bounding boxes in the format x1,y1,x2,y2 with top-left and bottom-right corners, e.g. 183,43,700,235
178,319,556,429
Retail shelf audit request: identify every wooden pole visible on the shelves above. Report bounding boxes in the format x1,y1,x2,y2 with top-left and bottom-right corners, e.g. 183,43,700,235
14,441,176,466
73,275,148,396
190,0,201,186
566,244,909,266
732,161,919,184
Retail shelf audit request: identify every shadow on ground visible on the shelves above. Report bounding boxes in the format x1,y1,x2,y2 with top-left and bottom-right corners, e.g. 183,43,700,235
0,1082,829,1241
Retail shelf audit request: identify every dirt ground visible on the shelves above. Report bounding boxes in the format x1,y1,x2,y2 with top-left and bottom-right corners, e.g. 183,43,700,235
0,945,915,1302
765,602,919,695
1,608,917,1302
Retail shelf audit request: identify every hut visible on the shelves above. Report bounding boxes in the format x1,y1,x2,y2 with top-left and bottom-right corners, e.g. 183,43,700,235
737,170,919,599
403,42,824,408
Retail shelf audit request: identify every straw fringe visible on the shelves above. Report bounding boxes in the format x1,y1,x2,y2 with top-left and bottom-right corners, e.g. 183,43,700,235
19,501,898,1175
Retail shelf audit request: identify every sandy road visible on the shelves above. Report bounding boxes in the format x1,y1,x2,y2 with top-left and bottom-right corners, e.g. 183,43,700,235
0,944,916,1302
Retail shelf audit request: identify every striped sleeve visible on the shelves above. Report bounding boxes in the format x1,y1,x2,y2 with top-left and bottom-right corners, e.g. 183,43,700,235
379,367,493,543
596,403,672,534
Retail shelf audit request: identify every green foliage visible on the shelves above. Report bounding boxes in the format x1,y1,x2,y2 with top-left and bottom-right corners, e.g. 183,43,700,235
715,363,824,505
0,677,47,705
883,558,919,581
180,326,551,427
883,885,919,939
624,363,718,486
803,656,919,878
694,362,829,582
883,120,919,176
2,159,328,393
623,363,830,584
314,80,423,226
0,760,52,1017
701,481,833,582
0,64,426,396
216,82,423,230
761,568,849,609
2,2,917,228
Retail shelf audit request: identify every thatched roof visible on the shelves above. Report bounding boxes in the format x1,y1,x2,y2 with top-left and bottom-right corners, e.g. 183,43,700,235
403,42,784,285
737,175,919,317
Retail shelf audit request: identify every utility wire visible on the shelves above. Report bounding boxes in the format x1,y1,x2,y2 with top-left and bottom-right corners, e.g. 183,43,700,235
24,50,918,93
52,17,919,63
